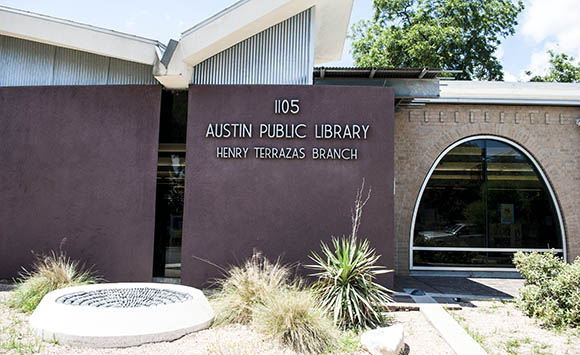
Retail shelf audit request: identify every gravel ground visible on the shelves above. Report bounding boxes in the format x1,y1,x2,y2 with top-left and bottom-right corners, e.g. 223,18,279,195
0,288,458,355
450,300,580,355
10,287,574,355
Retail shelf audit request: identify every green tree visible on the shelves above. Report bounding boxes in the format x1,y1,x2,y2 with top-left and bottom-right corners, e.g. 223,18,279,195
527,50,580,83
351,0,524,80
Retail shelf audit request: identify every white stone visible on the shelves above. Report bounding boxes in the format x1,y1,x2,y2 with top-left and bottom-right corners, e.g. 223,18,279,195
360,324,404,355
29,283,214,348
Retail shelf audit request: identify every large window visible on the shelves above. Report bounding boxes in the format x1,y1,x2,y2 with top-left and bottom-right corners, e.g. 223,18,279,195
411,137,565,270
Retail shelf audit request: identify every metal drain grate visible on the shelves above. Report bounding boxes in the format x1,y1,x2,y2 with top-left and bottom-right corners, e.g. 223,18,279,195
55,287,192,308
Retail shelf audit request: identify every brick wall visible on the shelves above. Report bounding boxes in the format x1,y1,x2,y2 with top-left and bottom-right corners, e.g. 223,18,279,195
394,103,580,274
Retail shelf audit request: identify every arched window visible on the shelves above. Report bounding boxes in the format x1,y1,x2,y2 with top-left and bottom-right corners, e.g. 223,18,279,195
410,136,565,270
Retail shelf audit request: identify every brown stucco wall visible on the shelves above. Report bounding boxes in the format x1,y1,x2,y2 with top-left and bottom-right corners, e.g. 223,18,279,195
394,104,580,274
181,85,395,287
0,85,161,282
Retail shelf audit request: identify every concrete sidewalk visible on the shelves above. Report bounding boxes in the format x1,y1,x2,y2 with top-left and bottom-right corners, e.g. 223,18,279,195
394,275,524,300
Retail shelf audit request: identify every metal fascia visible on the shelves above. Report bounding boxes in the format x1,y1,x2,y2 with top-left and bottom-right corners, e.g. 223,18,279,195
0,5,159,45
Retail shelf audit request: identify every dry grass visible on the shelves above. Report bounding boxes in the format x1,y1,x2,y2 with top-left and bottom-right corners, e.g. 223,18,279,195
8,250,99,313
253,288,338,354
210,251,291,325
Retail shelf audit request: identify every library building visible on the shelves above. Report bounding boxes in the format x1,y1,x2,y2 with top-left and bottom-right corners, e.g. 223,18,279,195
1,0,579,287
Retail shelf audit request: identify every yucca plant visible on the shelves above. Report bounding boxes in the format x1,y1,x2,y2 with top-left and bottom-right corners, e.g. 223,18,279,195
307,180,393,330
307,236,394,330
8,249,99,313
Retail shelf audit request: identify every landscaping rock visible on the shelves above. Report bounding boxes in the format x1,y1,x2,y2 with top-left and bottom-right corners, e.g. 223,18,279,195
360,324,404,355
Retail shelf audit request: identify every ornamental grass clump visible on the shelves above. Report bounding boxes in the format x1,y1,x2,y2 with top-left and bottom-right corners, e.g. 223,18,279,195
210,251,291,325
8,250,99,313
514,251,580,328
253,288,338,354
307,180,394,330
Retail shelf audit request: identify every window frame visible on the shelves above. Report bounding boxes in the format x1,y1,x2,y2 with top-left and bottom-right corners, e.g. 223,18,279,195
409,135,567,272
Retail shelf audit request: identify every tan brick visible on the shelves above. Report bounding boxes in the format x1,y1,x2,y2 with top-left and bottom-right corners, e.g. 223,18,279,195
394,104,580,274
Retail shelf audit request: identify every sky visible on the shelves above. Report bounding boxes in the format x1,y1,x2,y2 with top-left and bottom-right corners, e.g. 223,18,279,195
1,0,579,82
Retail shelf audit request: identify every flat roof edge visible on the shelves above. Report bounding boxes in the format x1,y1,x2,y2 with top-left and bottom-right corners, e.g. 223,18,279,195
415,97,580,107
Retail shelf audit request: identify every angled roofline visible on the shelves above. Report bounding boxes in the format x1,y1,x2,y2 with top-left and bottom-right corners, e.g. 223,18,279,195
0,5,162,65
182,0,250,37
155,0,354,88
1,1,355,88
177,0,352,66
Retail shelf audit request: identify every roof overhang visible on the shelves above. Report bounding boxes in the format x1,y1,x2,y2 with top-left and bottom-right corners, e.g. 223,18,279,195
417,81,580,106
0,5,161,65
155,0,354,89
1,1,355,89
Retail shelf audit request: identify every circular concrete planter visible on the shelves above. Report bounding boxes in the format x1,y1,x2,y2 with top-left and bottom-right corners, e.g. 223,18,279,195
29,283,214,348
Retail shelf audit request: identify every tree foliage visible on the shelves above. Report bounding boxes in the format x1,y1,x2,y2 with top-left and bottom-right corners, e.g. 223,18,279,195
351,0,524,80
527,50,580,83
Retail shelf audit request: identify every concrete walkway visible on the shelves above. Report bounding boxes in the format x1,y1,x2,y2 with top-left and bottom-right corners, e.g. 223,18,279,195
410,294,487,355
394,275,524,300
392,276,524,354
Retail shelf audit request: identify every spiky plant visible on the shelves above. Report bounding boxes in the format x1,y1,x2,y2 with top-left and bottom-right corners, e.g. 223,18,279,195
307,235,394,330
8,250,99,313
210,251,291,325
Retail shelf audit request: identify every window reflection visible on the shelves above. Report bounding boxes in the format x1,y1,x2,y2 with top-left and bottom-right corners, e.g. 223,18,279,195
153,91,188,278
154,146,185,278
413,139,562,268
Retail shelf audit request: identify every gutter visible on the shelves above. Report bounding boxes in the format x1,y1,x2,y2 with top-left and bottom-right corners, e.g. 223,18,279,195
414,97,580,107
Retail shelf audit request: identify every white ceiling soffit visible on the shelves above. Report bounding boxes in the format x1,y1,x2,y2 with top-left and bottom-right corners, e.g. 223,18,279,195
0,5,159,65
312,0,354,64
155,0,354,89
179,0,353,66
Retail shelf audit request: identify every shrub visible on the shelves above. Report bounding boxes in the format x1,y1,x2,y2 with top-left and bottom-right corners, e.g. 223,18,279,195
210,251,291,325
514,251,580,328
513,250,564,285
8,250,98,313
308,235,394,330
307,180,394,330
253,288,338,354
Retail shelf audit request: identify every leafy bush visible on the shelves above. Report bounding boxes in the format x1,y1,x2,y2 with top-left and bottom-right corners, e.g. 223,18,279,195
513,250,564,285
253,288,337,354
8,250,98,313
514,251,580,328
308,236,394,330
210,251,291,325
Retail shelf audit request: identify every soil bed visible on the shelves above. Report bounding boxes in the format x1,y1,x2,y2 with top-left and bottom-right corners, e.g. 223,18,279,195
1,288,459,355
450,300,580,355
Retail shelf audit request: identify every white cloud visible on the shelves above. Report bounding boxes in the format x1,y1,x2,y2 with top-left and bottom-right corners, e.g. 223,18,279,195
522,0,580,45
504,71,518,82
520,0,580,76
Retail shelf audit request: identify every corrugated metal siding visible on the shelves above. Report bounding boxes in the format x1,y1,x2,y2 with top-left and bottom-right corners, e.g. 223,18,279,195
0,35,54,86
52,46,109,85
192,9,312,85
0,35,157,86
108,58,156,85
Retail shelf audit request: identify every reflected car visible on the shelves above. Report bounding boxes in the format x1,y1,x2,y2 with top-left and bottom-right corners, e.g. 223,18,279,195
416,223,485,247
